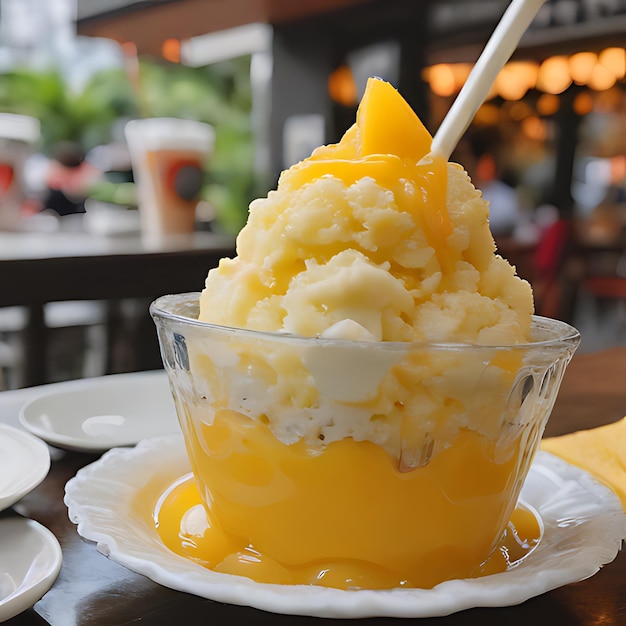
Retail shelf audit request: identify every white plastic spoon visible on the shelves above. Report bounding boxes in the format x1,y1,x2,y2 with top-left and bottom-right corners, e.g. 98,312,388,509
430,0,547,161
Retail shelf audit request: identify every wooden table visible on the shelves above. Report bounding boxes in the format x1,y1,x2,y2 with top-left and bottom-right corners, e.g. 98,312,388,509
1,346,626,625
0,230,236,387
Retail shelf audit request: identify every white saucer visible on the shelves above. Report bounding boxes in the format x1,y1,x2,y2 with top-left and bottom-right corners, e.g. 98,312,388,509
19,371,179,453
0,424,50,512
64,435,626,618
0,516,63,622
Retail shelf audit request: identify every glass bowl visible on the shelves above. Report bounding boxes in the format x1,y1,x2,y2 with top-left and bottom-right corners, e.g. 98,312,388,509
150,292,580,590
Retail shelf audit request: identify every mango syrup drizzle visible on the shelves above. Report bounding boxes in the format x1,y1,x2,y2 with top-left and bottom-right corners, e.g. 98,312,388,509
283,78,453,275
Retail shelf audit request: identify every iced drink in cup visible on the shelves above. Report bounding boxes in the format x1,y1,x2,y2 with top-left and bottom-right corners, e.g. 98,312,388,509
124,117,214,244
150,79,580,589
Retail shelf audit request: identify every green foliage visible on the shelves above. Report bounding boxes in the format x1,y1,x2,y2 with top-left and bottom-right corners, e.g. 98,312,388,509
0,67,139,151
0,54,261,234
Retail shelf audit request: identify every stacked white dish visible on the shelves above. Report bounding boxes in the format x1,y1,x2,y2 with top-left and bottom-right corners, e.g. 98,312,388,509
0,423,61,623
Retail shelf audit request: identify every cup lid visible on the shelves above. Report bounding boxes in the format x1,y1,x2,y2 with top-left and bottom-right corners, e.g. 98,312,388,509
0,113,40,144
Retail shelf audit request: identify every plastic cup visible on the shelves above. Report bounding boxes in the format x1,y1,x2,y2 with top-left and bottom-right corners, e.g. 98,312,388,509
151,292,580,589
124,118,215,245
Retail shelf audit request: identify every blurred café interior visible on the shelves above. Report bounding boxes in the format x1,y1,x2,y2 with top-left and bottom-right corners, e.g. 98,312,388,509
0,0,625,391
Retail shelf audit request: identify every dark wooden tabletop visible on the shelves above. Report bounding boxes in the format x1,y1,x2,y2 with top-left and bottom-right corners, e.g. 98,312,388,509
0,230,236,387
0,230,236,306
2,346,626,626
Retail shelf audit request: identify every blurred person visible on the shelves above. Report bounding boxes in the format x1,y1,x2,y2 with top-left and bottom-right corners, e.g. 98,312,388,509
455,131,523,238
42,141,101,217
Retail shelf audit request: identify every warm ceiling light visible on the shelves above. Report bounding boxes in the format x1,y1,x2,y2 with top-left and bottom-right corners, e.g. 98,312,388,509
536,56,572,94
474,103,500,125
495,61,539,100
599,47,626,79
536,93,560,116
450,63,473,88
508,100,533,121
495,65,527,100
427,63,473,96
428,64,457,97
573,91,594,115
495,70,522,100
328,65,358,107
568,51,597,84
521,115,547,141
512,61,539,88
588,62,616,91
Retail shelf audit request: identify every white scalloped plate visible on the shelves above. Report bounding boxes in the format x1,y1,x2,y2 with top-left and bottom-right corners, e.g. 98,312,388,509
0,517,63,622
64,436,626,619
19,371,179,453
0,424,50,512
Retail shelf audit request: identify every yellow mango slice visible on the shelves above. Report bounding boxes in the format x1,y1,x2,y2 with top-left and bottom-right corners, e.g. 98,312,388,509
357,77,432,161
540,417,626,510
306,77,432,163
283,77,451,270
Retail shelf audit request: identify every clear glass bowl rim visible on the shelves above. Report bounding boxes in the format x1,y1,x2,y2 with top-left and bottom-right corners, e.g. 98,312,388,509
150,292,581,353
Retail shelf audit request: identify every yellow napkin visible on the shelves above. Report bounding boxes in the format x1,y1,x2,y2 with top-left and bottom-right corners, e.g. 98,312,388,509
541,416,626,510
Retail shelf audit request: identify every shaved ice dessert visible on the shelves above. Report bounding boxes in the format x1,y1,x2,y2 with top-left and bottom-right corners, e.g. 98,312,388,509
151,78,579,590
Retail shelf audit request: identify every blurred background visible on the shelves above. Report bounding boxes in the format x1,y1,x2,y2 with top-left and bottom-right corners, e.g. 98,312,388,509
0,0,625,389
